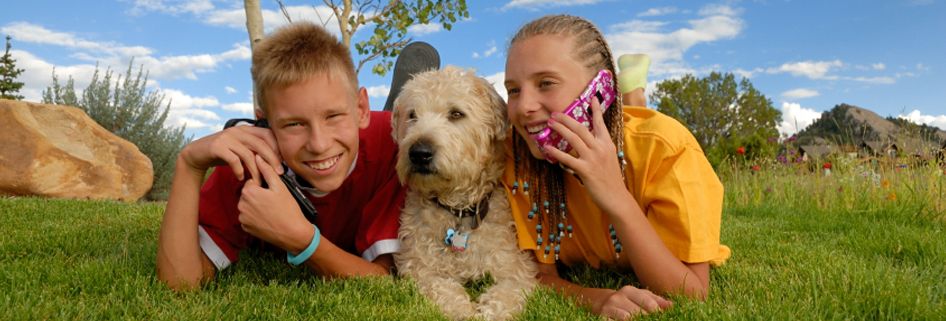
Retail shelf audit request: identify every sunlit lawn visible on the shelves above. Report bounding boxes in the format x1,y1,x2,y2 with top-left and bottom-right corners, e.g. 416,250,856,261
1,158,944,320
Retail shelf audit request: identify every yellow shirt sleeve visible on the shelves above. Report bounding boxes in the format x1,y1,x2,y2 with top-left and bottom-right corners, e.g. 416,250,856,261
623,107,731,265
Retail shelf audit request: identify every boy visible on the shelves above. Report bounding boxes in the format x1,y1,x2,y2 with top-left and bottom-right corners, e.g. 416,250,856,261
156,22,404,290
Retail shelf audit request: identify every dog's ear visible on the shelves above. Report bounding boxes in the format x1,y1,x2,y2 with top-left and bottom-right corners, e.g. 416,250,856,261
390,101,401,143
475,77,508,142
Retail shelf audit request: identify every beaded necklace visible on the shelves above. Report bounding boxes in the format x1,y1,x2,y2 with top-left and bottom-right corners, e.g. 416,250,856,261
511,133,629,262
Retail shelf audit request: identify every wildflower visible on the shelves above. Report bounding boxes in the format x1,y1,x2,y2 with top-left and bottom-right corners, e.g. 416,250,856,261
886,192,897,201
751,165,761,171
881,179,890,188
736,146,746,155
823,162,832,170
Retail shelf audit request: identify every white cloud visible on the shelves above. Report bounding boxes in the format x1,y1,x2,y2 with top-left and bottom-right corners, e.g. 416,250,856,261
778,102,822,137
224,86,237,94
503,0,603,10
610,20,668,33
222,102,255,115
898,110,946,131
128,0,215,16
408,23,442,36
482,71,507,102
2,22,249,83
872,63,886,70
2,22,152,57
366,85,390,99
472,41,498,59
844,76,896,84
781,88,820,99
163,89,219,110
204,5,341,36
766,60,843,80
638,7,679,17
698,4,742,17
732,67,762,79
607,4,743,78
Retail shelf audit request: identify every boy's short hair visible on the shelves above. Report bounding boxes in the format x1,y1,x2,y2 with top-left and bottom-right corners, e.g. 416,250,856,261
251,22,358,116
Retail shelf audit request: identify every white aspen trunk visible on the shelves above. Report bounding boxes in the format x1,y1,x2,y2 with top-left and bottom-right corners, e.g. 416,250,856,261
244,0,265,115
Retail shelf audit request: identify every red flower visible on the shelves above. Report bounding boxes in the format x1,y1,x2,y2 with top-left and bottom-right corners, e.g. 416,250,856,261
823,162,832,169
736,146,746,155
751,165,761,171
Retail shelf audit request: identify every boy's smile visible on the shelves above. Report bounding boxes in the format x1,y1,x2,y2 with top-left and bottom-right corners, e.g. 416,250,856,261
265,71,370,193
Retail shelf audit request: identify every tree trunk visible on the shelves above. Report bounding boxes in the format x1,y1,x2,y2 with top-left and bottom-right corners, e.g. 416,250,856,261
244,0,264,115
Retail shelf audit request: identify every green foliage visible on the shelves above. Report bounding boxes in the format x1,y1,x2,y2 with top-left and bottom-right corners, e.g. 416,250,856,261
0,35,26,100
3,161,945,319
347,0,468,76
650,72,781,165
42,61,190,200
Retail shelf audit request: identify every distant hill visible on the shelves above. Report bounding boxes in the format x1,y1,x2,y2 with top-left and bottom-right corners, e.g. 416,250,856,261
796,103,945,156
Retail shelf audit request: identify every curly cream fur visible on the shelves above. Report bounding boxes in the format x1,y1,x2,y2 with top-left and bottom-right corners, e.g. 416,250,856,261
392,66,537,321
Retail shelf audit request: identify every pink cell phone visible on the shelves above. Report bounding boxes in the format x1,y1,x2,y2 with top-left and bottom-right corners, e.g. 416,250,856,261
531,69,616,163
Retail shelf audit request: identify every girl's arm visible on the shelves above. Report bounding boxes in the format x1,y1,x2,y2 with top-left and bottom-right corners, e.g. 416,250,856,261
534,260,671,319
544,99,712,299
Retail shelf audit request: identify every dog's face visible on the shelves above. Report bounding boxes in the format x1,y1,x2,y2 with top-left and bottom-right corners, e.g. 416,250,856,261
392,66,508,197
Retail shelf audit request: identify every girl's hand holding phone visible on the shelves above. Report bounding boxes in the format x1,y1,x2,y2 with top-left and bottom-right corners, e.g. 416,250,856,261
543,77,634,214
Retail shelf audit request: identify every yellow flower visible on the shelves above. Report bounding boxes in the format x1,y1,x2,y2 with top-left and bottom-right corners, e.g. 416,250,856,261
886,192,897,201
881,179,890,188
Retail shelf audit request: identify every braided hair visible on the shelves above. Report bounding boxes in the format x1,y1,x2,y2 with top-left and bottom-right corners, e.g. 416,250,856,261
508,14,628,261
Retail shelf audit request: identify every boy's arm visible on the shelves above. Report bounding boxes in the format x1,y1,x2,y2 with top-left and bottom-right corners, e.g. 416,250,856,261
156,155,217,290
238,155,393,277
156,126,281,290
301,229,394,277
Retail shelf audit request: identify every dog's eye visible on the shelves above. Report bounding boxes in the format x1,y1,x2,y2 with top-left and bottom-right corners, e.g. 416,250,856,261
408,110,417,122
448,109,465,121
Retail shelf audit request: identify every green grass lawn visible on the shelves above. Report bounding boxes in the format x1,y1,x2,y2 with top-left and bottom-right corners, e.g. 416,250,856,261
2,162,944,320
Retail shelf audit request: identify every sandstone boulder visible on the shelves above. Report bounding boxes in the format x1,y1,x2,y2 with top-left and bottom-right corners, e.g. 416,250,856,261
0,99,153,201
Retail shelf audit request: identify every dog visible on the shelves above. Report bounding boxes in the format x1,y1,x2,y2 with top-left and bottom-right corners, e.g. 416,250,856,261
392,66,537,321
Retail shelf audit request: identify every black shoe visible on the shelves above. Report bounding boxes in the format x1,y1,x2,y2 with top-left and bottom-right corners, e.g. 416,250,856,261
383,41,440,112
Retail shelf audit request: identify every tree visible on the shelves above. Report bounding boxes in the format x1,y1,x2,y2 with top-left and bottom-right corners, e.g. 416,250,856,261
272,0,468,76
43,61,191,200
650,72,781,165
0,35,26,100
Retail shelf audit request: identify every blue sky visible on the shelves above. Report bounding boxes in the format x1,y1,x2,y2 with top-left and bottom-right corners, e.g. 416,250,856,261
3,0,944,139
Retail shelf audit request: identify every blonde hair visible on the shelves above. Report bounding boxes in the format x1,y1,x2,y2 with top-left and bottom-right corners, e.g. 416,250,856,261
508,14,628,261
251,22,358,116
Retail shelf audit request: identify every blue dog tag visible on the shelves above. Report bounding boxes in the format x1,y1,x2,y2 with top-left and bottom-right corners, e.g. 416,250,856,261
445,228,456,246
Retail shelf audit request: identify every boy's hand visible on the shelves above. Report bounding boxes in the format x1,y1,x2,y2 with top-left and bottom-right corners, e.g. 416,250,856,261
237,155,313,252
179,125,283,181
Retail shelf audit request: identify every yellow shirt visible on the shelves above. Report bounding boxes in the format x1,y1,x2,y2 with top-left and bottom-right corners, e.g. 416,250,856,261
503,106,731,267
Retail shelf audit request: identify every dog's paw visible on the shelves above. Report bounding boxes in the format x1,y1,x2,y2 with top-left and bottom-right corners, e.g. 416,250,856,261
440,300,476,321
473,302,516,321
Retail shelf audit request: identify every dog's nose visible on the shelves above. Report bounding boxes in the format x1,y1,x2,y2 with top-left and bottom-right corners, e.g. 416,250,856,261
409,143,434,166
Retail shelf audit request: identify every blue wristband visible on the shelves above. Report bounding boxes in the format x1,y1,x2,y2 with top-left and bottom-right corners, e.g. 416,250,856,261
287,224,320,266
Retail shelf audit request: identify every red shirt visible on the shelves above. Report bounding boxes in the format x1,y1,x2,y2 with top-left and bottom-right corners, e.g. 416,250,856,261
197,111,405,269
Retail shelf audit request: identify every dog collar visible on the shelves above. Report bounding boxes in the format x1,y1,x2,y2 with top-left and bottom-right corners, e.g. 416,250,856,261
432,192,491,230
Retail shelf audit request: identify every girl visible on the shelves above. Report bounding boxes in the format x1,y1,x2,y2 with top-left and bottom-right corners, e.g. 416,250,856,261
502,14,731,319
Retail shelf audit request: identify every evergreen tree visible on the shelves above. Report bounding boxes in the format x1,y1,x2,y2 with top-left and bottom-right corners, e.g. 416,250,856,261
0,35,26,100
43,61,191,200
